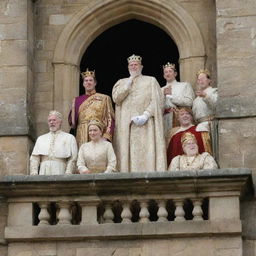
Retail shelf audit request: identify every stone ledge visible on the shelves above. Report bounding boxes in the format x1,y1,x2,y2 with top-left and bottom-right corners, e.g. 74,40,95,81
4,220,241,242
0,168,252,197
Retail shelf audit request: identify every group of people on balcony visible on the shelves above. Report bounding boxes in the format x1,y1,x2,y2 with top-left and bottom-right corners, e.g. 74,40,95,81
30,54,218,175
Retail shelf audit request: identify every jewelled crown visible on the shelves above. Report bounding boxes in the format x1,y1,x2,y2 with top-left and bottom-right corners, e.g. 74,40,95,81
181,132,197,145
196,69,211,77
81,68,95,79
127,54,142,63
163,62,176,70
88,119,105,132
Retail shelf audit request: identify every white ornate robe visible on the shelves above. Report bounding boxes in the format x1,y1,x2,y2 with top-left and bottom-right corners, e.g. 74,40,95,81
77,140,116,173
168,152,218,171
30,130,78,175
162,80,195,135
112,75,166,172
192,86,218,123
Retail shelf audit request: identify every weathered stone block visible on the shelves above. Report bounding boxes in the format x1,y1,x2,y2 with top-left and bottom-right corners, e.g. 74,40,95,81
0,136,32,175
0,66,28,89
209,197,240,220
49,14,72,25
0,40,28,66
0,22,27,40
8,203,33,226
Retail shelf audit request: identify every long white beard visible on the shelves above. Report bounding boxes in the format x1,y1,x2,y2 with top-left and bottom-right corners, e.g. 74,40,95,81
129,69,142,77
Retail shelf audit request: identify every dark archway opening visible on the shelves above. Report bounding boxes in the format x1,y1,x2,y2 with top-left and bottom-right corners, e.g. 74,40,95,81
80,19,179,97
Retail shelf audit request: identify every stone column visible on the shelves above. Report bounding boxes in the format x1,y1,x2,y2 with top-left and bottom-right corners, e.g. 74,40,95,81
0,197,7,255
0,0,35,175
53,63,80,131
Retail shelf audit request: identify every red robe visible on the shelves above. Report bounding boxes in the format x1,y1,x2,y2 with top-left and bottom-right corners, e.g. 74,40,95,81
167,125,211,166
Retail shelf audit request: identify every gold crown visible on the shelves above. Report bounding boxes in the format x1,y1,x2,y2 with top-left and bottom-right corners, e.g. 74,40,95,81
181,132,197,145
163,62,176,70
127,54,142,63
196,69,211,77
81,68,95,79
88,119,105,132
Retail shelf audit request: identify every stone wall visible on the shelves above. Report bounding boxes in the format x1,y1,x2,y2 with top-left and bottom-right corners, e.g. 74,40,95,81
215,0,256,254
0,0,34,176
6,238,243,256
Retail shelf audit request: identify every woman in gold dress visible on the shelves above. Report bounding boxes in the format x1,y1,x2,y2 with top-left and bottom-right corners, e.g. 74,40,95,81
77,120,116,174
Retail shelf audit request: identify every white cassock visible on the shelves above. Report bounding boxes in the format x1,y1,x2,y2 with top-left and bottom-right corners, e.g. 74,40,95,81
162,79,195,135
77,139,116,174
30,130,78,175
112,74,166,173
168,152,218,171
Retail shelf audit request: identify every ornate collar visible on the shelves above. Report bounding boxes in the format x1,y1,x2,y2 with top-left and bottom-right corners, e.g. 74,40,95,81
86,89,96,96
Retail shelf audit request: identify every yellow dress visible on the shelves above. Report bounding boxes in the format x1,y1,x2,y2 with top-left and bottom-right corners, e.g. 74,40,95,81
77,139,116,173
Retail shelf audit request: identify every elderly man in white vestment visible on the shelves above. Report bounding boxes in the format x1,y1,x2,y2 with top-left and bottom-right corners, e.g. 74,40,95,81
30,111,78,175
112,54,166,173
161,62,195,136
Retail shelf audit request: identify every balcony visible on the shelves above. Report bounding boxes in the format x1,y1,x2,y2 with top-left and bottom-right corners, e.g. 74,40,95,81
0,168,252,256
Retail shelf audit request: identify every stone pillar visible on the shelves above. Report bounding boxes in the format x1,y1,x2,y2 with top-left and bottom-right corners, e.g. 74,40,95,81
53,63,80,131
7,202,33,226
215,1,256,251
209,196,240,220
0,197,7,256
179,56,205,88
0,0,35,175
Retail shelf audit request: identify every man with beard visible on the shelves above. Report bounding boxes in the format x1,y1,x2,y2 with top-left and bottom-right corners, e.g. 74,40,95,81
112,54,166,173
30,110,78,175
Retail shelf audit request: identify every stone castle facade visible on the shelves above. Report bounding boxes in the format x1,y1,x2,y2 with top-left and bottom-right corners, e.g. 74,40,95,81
0,0,255,255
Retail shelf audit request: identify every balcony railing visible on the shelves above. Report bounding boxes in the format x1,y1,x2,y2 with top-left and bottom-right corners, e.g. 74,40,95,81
0,168,251,241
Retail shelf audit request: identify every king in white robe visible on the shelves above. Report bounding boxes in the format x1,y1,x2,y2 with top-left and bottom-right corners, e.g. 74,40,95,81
112,74,166,173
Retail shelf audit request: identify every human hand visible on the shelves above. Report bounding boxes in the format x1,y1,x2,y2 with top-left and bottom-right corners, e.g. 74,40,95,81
196,90,206,97
164,87,172,95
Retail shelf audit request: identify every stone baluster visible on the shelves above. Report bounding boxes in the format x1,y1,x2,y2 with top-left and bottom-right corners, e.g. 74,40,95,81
157,200,168,222
103,203,114,223
121,201,132,223
38,202,50,226
192,198,203,221
57,202,72,225
79,199,99,225
174,199,185,221
139,201,150,223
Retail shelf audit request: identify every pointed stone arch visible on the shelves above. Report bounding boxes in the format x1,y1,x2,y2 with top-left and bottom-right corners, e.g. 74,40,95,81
52,0,205,129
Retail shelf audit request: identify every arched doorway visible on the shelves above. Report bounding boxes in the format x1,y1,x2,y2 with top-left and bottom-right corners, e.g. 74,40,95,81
53,0,206,130
79,19,179,96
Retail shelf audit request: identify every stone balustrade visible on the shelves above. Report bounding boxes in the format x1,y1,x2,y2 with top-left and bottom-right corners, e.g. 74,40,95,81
0,168,252,242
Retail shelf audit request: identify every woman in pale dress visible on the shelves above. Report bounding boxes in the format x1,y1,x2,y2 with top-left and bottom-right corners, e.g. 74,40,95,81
77,120,116,174
168,132,218,171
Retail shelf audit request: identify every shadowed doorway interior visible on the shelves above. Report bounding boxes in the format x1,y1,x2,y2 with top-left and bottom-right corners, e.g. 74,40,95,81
80,19,179,97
